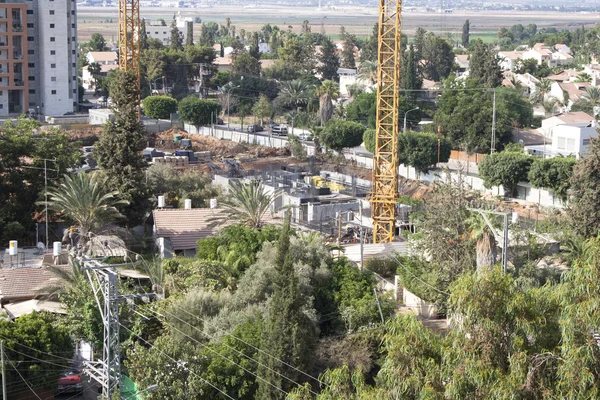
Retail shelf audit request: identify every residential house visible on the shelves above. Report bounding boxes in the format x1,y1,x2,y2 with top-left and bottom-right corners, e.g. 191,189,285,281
551,51,574,66
525,112,596,157
82,63,119,90
153,208,281,258
454,54,469,78
550,81,591,111
546,69,579,83
554,44,572,54
498,51,524,71
550,124,597,158
86,51,118,66
521,45,553,66
214,55,233,73
145,14,192,46
582,64,600,86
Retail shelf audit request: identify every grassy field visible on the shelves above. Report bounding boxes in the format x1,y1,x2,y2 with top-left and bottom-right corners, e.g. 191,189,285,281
77,6,600,43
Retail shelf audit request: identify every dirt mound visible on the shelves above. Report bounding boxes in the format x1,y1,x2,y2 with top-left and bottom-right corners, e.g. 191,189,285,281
66,126,103,145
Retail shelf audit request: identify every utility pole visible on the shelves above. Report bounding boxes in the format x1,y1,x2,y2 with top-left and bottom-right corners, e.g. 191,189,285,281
1,340,6,400
373,287,385,324
491,89,497,154
359,201,364,270
437,126,442,164
337,211,342,257
44,159,49,250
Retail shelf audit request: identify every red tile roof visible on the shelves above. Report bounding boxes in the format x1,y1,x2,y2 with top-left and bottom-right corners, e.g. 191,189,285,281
0,266,70,303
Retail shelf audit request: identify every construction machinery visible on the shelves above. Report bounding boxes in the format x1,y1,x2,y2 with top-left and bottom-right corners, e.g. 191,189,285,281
118,0,141,99
370,0,402,243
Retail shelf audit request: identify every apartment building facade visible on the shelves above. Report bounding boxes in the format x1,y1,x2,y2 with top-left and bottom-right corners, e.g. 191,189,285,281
0,0,77,117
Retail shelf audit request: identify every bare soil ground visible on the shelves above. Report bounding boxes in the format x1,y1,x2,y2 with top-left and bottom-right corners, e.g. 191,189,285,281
77,6,599,41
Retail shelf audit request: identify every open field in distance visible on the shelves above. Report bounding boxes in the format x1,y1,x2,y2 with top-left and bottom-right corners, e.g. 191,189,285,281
77,6,600,42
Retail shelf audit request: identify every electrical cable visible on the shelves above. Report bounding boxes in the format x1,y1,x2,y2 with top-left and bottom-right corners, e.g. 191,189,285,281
0,334,75,361
149,306,319,395
128,249,325,387
118,322,236,400
144,307,290,397
5,352,42,399
395,260,451,296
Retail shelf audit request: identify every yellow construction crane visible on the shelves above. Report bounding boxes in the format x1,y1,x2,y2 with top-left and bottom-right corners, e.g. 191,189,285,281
370,0,402,243
118,0,141,98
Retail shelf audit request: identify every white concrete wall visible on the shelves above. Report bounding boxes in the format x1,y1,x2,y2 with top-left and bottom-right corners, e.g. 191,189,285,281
403,288,439,318
38,0,78,116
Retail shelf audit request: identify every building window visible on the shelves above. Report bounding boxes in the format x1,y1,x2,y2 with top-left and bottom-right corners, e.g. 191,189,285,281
71,36,75,42
26,10,33,15
49,10,54,15
51,90,56,95
50,63,55,68
51,77,56,81
27,36,34,42
28,76,34,81
73,89,76,93
72,50,75,55
0,91,3,96
27,63,34,68
28,89,34,94
50,24,54,28
71,23,75,28
50,37,55,42
27,23,33,28
567,138,576,152
72,63,75,67
27,50,34,55
50,50,55,55
72,76,76,81
557,137,566,150
0,105,4,109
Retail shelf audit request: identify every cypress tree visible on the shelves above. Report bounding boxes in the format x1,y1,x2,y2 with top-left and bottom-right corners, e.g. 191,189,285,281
569,136,600,238
170,14,183,50
462,19,470,48
255,215,317,399
341,33,357,69
140,19,148,50
94,70,150,227
318,36,340,81
185,22,194,47
401,45,422,102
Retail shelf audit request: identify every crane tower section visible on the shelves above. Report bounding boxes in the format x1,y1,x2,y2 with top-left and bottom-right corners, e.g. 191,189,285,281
371,0,402,243
118,0,141,93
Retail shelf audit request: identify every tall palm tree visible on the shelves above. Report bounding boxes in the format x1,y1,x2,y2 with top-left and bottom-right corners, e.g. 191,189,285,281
575,86,600,116
467,213,497,273
357,60,377,84
529,77,553,105
213,179,281,229
43,172,128,240
275,79,314,110
315,80,340,125
37,259,85,299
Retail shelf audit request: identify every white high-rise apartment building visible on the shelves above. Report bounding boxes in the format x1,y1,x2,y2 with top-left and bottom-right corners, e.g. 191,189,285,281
0,0,78,117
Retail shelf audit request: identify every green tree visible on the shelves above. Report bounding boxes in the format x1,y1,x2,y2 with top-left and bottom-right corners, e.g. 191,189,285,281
341,32,357,69
212,179,279,229
478,151,533,197
231,51,261,77
95,70,150,227
275,79,314,110
142,95,178,120
185,22,194,47
252,94,273,125
87,62,102,88
170,14,183,50
318,36,340,81
140,18,148,50
467,212,497,272
461,19,470,47
569,135,600,238
529,77,554,105
320,119,366,152
469,39,503,87
346,92,376,128
528,156,576,202
572,86,600,117
422,35,454,81
89,33,107,51
414,27,427,56
315,80,339,125
400,45,422,102
398,131,452,174
361,22,379,62
255,215,317,399
44,172,127,239
178,96,221,130
0,312,72,394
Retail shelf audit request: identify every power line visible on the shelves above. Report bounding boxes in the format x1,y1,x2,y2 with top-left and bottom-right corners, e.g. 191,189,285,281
0,334,75,362
118,323,236,400
145,308,290,397
5,353,41,399
152,307,319,395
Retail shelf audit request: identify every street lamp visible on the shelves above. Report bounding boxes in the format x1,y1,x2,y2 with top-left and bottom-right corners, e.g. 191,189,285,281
224,80,242,130
122,384,159,400
150,77,164,95
402,106,419,133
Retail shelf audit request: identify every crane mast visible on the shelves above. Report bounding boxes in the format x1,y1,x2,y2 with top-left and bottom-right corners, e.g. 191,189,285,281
371,0,402,243
118,0,141,96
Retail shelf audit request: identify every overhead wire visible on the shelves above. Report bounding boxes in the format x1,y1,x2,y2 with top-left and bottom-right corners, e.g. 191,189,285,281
5,352,42,399
143,307,290,397
118,322,236,400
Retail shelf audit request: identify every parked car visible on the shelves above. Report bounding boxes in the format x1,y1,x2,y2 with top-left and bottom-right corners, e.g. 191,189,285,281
57,369,83,394
63,111,75,116
247,124,264,133
216,117,224,125
297,132,311,141
271,124,288,136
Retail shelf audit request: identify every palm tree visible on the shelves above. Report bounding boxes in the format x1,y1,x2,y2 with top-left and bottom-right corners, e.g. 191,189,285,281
541,96,559,117
315,80,340,125
467,213,497,273
529,77,553,105
574,86,600,116
213,179,281,229
275,79,314,110
357,60,377,84
37,259,85,299
43,172,128,240
575,72,592,83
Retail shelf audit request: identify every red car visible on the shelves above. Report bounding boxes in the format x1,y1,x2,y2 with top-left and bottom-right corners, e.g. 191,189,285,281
57,369,83,394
